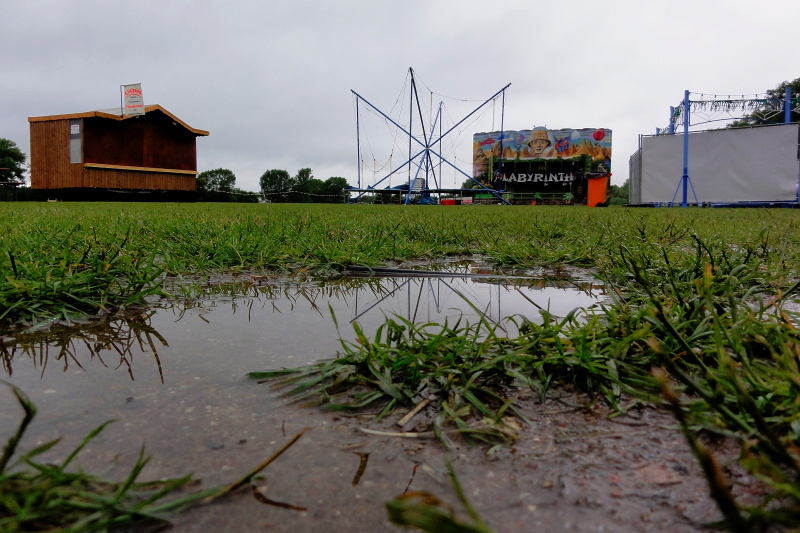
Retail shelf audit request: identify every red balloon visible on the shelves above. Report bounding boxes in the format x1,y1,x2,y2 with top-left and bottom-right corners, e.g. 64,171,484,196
593,129,605,141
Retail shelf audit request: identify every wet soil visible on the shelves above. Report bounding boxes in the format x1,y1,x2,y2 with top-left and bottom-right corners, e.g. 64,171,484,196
162,393,744,533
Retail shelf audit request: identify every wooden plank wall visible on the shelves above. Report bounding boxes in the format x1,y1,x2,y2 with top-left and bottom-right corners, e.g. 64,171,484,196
29,120,83,189
83,118,145,167
141,113,197,170
83,168,196,191
30,117,197,191
83,114,198,171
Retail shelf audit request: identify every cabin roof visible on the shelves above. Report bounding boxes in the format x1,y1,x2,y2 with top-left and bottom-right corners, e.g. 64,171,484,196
28,104,209,136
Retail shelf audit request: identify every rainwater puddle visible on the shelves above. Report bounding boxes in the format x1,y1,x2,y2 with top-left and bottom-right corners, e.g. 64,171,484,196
7,274,717,533
2,274,603,389
1,274,602,422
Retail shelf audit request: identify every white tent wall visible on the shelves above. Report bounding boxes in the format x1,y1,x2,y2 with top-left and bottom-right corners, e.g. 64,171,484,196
635,123,800,204
629,146,642,204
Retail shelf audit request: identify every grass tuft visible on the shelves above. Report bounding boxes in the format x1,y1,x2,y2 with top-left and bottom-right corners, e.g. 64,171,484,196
0,380,311,531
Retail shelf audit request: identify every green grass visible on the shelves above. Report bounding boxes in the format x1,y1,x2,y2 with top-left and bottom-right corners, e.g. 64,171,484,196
250,311,532,448
386,459,494,533
2,203,798,328
0,382,218,531
0,381,307,531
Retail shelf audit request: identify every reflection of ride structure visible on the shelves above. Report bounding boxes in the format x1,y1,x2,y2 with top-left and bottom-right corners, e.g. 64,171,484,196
1,310,168,381
348,276,507,328
339,267,600,331
218,270,600,331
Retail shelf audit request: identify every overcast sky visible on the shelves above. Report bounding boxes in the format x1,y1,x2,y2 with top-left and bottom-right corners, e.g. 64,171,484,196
2,0,798,192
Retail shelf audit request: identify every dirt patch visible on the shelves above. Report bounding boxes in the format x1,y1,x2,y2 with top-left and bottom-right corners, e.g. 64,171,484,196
159,389,749,533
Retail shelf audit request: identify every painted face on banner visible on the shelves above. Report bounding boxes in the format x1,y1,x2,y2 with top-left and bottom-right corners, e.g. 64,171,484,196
531,138,549,155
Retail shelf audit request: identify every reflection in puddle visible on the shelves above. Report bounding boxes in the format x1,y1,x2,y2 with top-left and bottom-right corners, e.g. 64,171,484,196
1,309,168,382
2,275,603,381
338,276,598,330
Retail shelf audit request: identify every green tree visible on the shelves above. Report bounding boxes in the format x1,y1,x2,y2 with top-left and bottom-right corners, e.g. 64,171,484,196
230,187,259,203
289,168,314,203
606,179,629,206
728,77,800,128
0,138,27,184
197,168,236,192
259,169,293,202
320,177,350,203
460,177,483,189
306,178,325,198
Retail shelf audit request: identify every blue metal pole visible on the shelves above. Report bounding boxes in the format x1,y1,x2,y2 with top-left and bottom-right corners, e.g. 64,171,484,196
410,71,437,189
497,89,506,190
350,90,426,150
434,84,511,144
408,69,415,199
355,97,361,189
785,86,792,124
682,90,690,207
438,103,442,189
424,103,443,192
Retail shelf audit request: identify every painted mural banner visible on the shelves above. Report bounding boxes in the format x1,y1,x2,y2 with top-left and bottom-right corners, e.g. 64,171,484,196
472,127,612,205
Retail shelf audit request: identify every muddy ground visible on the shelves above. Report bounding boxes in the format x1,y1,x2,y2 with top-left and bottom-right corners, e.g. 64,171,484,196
155,389,757,533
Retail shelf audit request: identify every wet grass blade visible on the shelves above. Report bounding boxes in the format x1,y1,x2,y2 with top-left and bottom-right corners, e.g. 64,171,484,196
204,428,307,503
0,382,250,531
0,382,35,474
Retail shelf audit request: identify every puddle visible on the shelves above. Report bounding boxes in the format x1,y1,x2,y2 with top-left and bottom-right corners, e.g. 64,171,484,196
0,274,730,532
2,274,603,381
1,275,604,446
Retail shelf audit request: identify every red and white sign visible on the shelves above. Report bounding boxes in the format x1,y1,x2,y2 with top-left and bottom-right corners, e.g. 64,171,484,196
122,83,145,116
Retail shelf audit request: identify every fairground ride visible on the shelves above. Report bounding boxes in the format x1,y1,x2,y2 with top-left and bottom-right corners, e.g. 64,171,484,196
350,68,512,205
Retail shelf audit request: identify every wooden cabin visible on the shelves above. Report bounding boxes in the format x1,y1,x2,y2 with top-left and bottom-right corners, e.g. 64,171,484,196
28,105,208,199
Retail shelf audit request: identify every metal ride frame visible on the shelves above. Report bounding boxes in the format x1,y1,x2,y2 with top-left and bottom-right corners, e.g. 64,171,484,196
660,87,798,207
352,68,512,205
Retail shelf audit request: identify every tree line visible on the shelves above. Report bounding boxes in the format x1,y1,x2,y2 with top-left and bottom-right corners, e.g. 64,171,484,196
257,168,350,203
199,167,350,203
727,76,800,128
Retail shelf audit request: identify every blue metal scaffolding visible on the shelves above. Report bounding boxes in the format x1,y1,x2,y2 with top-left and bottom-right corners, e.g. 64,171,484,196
661,87,797,207
352,68,512,205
